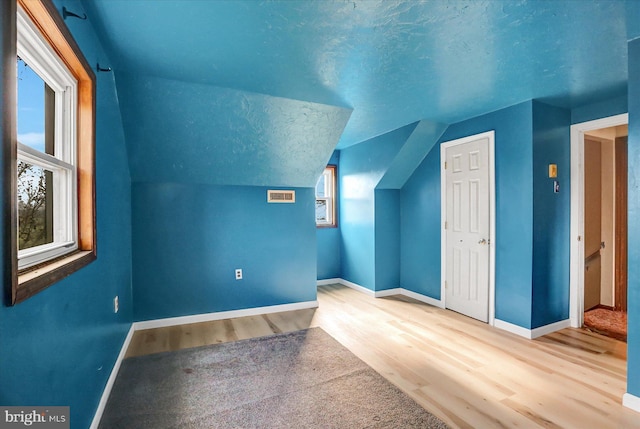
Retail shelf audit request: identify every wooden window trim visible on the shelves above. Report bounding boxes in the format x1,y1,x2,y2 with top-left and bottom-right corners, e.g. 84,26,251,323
316,165,337,229
5,0,96,305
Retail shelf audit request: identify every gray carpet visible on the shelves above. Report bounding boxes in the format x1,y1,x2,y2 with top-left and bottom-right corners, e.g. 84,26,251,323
99,328,449,428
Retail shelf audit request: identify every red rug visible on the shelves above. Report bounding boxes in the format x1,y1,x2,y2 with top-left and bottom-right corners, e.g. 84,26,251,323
584,308,627,342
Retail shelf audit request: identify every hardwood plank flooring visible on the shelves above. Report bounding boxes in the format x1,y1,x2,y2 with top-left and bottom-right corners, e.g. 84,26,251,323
125,284,640,428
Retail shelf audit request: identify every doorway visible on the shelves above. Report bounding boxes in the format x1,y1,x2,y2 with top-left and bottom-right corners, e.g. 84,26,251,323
440,131,496,324
583,125,628,340
570,114,628,340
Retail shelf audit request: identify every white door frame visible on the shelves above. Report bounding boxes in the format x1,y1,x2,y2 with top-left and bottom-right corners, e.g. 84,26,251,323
440,130,496,325
569,113,628,328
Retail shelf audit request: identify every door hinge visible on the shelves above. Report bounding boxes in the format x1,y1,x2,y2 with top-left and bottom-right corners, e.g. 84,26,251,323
444,161,447,169
444,221,448,229
445,281,448,289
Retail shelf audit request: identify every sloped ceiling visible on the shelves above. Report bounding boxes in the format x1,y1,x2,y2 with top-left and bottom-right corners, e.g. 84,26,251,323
80,0,631,184
376,120,449,189
117,73,351,187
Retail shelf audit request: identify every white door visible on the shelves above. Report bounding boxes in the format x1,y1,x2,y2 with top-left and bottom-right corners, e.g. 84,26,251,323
444,136,491,322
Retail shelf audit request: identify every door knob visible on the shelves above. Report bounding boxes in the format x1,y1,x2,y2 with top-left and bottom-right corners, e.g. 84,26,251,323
478,238,487,245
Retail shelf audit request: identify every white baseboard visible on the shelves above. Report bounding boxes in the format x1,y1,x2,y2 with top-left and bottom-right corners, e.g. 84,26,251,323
336,278,376,296
623,393,640,413
400,288,445,309
133,300,319,331
375,288,402,298
494,318,571,339
531,319,571,338
319,279,444,308
90,324,135,429
494,319,534,339
316,278,341,286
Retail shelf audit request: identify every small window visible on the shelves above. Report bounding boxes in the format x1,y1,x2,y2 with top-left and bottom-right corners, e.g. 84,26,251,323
7,0,96,305
315,166,336,227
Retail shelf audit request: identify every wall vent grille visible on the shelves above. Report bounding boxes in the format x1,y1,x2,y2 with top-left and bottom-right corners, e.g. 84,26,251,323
267,190,296,203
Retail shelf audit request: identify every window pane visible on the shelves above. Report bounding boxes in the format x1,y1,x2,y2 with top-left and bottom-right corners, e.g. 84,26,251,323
17,57,54,156
316,199,328,223
18,161,54,250
316,174,326,197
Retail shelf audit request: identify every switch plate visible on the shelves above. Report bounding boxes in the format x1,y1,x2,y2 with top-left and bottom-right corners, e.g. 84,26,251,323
235,269,243,280
114,296,119,313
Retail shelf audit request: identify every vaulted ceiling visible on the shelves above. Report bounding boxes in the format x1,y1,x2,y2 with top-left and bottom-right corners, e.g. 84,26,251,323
80,0,634,186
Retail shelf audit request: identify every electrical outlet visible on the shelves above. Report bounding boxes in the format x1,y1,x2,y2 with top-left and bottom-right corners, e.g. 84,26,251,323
114,296,119,313
235,269,243,280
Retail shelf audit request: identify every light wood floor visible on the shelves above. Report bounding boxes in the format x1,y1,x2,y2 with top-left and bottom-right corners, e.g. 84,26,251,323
126,284,639,429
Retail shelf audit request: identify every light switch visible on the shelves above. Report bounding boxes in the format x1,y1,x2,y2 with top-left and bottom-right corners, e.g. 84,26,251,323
548,164,557,178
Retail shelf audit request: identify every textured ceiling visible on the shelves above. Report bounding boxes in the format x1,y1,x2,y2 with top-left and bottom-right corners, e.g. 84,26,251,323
82,0,629,149
116,73,352,187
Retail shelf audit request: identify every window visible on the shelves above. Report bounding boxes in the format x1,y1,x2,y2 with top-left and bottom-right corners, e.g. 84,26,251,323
17,9,78,270
6,0,96,305
315,166,336,227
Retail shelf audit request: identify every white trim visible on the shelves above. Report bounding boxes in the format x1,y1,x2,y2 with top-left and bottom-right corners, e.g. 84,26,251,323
531,319,572,338
400,288,445,309
494,318,571,339
493,319,533,339
440,131,496,325
623,393,640,413
375,288,402,298
440,142,446,314
336,278,376,296
317,278,341,286
90,325,135,429
133,300,319,331
16,5,79,269
569,113,628,328
318,279,444,308
315,167,336,226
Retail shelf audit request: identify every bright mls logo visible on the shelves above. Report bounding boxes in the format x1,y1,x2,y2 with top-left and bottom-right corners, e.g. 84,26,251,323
0,407,69,429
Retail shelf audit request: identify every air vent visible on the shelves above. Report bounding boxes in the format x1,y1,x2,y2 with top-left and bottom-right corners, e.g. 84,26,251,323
267,190,296,203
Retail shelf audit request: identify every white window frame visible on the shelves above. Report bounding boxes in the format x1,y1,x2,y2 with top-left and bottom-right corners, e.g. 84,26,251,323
16,5,78,269
315,166,336,227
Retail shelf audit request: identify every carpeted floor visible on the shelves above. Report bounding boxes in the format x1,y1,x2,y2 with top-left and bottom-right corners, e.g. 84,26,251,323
99,327,448,429
584,308,627,342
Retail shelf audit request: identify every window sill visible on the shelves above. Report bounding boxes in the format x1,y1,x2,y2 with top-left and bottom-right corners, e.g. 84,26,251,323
316,224,338,229
15,250,96,304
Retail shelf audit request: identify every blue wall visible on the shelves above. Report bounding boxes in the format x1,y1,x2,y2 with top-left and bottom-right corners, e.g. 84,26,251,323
531,101,571,328
571,95,628,125
317,221,341,280
439,101,535,328
627,0,640,41
132,183,317,321
339,124,415,291
0,2,635,425
626,37,640,398
0,1,133,427
400,145,442,298
375,189,401,291
317,151,341,280
116,72,350,188
399,102,535,327
377,120,446,189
